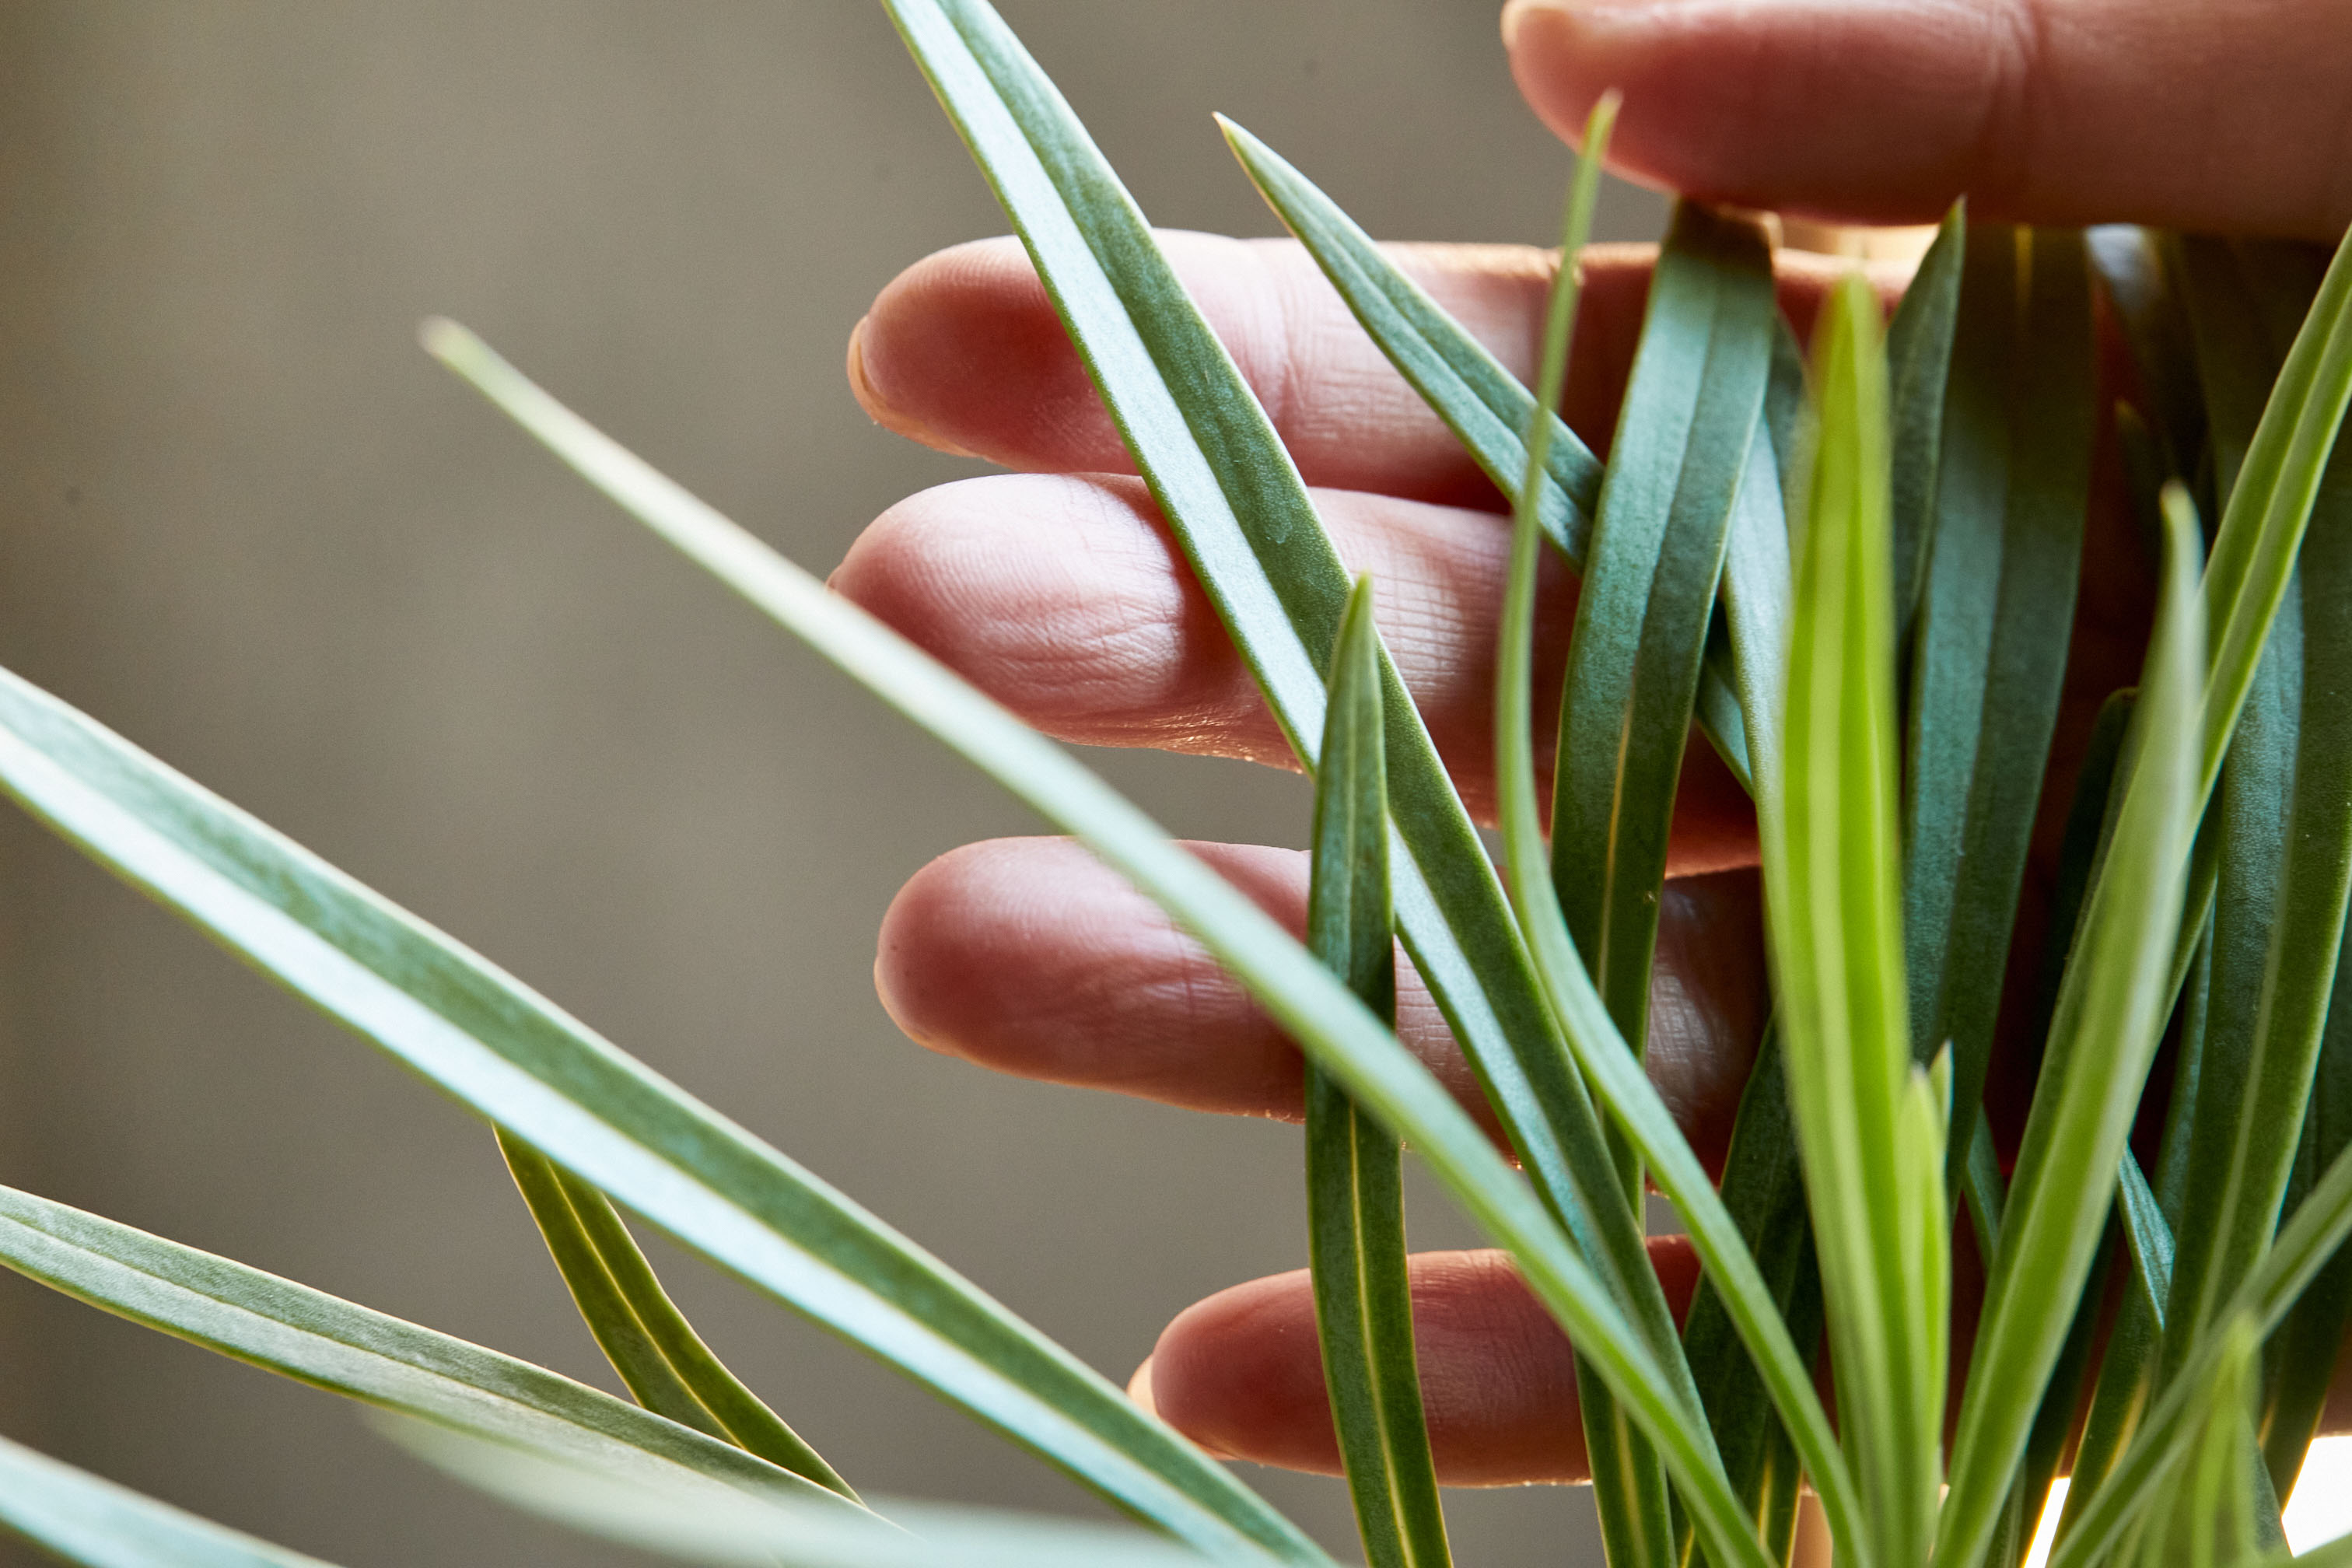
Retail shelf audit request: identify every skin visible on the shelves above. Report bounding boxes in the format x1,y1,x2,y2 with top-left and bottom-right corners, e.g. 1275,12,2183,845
836,0,2352,1486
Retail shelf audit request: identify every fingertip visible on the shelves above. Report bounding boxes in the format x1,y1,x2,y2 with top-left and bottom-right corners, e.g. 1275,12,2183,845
847,314,983,460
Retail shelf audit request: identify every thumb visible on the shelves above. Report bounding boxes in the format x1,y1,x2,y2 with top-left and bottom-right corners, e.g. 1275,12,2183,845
1501,0,2352,240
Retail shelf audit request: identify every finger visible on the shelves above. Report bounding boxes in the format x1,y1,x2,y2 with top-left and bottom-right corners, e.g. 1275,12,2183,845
849,233,1867,496
1137,1243,1703,1486
831,470,1757,857
874,838,1769,1173
1502,0,2352,240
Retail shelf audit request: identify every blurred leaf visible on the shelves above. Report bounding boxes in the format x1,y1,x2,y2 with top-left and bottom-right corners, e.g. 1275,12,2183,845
1303,578,1448,1568
1900,225,2096,1193
0,663,1306,1563
2058,909,2213,1545
0,1184,859,1518
384,1418,1220,1568
2088,226,2208,481
2051,1129,2352,1568
1763,272,1941,1568
880,0,1671,1407
498,1131,856,1499
2256,903,2352,1494
1673,1023,1822,1567
0,1433,342,1568
427,321,1779,1568
1216,117,1755,786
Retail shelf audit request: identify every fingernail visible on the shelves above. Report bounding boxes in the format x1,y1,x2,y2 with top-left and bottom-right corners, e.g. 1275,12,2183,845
845,316,983,460
1126,1356,1159,1413
1500,0,1570,49
1503,0,1647,48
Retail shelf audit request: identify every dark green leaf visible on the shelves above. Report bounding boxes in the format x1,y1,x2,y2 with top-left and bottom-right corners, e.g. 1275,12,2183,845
1957,212,2352,1566
1899,225,2096,1195
1885,201,1966,640
1550,198,1774,1073
1675,1021,1822,1568
499,1132,856,1499
1304,578,1448,1568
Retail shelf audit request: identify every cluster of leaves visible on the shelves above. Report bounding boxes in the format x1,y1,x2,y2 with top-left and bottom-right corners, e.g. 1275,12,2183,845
1,2,2350,1566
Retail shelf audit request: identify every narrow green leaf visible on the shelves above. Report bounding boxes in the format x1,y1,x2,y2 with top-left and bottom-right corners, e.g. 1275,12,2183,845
0,1184,863,1520
1900,225,2096,1191
2049,1114,2352,1568
1304,577,1449,1568
1764,272,1939,1568
500,1131,856,1499
1489,106,1840,1568
2117,1151,2175,1329
2156,604,2305,1372
0,679,1304,1559
425,321,1778,1568
2256,900,2352,1495
1214,117,1755,786
879,0,1676,1412
1885,201,1967,640
0,1433,342,1568
2179,1318,2263,1568
501,1129,738,1437
1983,1230,2111,1568
1941,483,2205,1568
2057,907,2213,1544
1672,1023,1822,1568
1549,198,1774,1080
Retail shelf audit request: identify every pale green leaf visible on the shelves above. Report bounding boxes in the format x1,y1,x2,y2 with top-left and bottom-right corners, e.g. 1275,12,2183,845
1764,272,1940,1568
0,1433,341,1568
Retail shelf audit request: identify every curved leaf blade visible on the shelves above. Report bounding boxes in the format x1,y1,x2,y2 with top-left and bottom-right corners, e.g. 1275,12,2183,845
499,1132,856,1499
0,1184,859,1518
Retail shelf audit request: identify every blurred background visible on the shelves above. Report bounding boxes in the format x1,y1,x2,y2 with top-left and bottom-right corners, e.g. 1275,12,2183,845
0,4,1667,1563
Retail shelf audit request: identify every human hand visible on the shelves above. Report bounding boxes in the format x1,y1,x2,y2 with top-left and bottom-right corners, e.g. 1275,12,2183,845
834,0,2352,1486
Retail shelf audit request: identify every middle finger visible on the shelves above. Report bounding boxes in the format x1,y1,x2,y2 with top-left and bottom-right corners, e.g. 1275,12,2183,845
831,470,1757,863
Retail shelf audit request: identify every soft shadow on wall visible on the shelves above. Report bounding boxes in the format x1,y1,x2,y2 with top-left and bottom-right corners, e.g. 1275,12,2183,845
0,5,1664,1566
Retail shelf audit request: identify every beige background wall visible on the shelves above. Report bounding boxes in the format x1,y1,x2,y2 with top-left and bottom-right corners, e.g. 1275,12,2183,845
0,5,1664,1563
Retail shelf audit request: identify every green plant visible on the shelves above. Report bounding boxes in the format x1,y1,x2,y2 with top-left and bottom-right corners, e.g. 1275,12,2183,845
2,3,2350,1566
